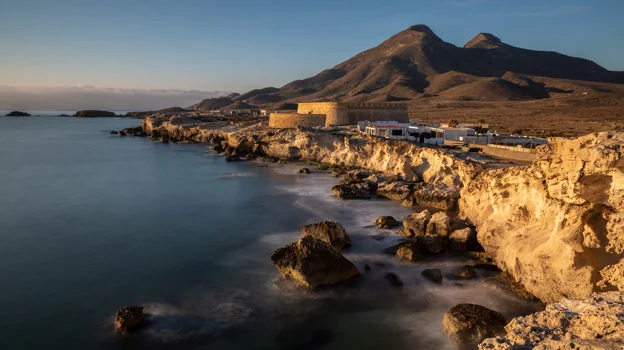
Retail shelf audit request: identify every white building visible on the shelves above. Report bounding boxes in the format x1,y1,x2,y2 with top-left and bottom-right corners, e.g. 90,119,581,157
362,121,410,140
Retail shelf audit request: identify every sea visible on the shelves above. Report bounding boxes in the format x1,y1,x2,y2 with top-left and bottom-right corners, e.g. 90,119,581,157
0,114,542,350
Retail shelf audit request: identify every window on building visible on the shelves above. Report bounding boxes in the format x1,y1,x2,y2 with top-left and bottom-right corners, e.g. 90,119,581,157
391,129,404,136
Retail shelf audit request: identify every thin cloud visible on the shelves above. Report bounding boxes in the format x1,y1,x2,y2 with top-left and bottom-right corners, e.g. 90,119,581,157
0,85,231,111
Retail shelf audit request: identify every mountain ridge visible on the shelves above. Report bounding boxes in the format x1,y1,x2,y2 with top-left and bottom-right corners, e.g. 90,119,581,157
195,24,624,110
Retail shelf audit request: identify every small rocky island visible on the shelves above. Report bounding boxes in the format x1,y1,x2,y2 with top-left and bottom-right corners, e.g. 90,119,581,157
73,110,118,118
5,111,31,117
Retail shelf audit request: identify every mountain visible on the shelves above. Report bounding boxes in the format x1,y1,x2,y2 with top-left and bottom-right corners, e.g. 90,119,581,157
195,25,624,109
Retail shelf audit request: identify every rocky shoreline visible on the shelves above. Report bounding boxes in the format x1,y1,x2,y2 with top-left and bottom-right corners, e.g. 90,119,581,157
113,112,623,349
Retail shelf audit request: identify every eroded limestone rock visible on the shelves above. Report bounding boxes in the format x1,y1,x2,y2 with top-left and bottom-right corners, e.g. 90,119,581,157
460,132,624,302
401,210,431,238
271,236,359,289
479,292,624,350
300,221,351,250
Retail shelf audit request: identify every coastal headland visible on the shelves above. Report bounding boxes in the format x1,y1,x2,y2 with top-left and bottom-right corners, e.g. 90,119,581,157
111,110,623,348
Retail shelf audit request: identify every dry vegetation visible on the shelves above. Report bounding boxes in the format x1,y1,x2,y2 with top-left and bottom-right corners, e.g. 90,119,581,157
410,93,624,137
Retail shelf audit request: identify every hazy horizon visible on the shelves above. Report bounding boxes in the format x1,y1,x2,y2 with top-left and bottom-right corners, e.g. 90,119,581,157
2,0,623,110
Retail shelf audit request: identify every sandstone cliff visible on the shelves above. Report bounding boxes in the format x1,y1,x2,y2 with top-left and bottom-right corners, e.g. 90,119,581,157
461,132,624,303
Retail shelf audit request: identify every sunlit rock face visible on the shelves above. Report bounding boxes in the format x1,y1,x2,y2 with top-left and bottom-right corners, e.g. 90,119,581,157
460,132,624,303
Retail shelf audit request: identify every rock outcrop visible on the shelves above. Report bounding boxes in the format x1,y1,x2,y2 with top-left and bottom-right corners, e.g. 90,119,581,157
271,236,359,289
5,111,31,116
74,110,117,118
442,304,506,347
479,292,624,350
401,210,431,238
461,132,624,303
114,306,145,332
300,221,351,250
332,180,377,199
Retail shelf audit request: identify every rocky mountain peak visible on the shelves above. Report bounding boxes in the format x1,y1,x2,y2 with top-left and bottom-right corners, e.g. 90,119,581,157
464,33,503,49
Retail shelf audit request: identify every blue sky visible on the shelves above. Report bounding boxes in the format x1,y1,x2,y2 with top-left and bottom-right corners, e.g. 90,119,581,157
0,0,623,109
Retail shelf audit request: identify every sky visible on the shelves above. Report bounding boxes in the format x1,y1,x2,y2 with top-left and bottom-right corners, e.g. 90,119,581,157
1,0,623,110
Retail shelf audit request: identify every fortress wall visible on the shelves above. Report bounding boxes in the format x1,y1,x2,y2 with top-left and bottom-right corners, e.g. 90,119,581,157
347,108,410,124
297,102,349,126
268,113,326,129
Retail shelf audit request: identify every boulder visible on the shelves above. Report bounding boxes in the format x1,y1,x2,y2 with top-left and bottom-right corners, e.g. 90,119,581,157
364,264,372,272
109,130,119,135
270,236,359,290
442,304,506,347
225,155,241,162
449,227,477,252
422,234,446,254
396,242,420,262
331,180,377,199
298,168,311,174
300,221,351,250
377,181,413,200
422,268,443,284
446,265,477,280
384,272,404,287
114,306,145,332
426,212,451,237
375,216,401,229
479,292,624,350
402,210,431,238
212,144,225,153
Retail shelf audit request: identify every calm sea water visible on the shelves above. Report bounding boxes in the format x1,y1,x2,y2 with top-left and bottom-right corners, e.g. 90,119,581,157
0,116,541,350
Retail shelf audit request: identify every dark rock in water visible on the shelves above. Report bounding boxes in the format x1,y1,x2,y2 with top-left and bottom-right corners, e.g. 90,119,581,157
270,236,359,290
473,263,500,272
225,155,241,162
364,264,372,272
384,272,404,287
119,131,127,136
375,216,400,229
301,221,351,250
395,241,421,263
442,304,506,347
110,130,119,135
383,241,416,255
274,327,334,350
121,126,146,137
212,144,225,153
246,153,258,160
57,114,70,117
74,110,117,118
278,159,288,164
318,164,330,170
422,268,443,284
445,265,476,280
114,306,144,332
6,111,31,117
332,180,377,199
299,168,311,174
